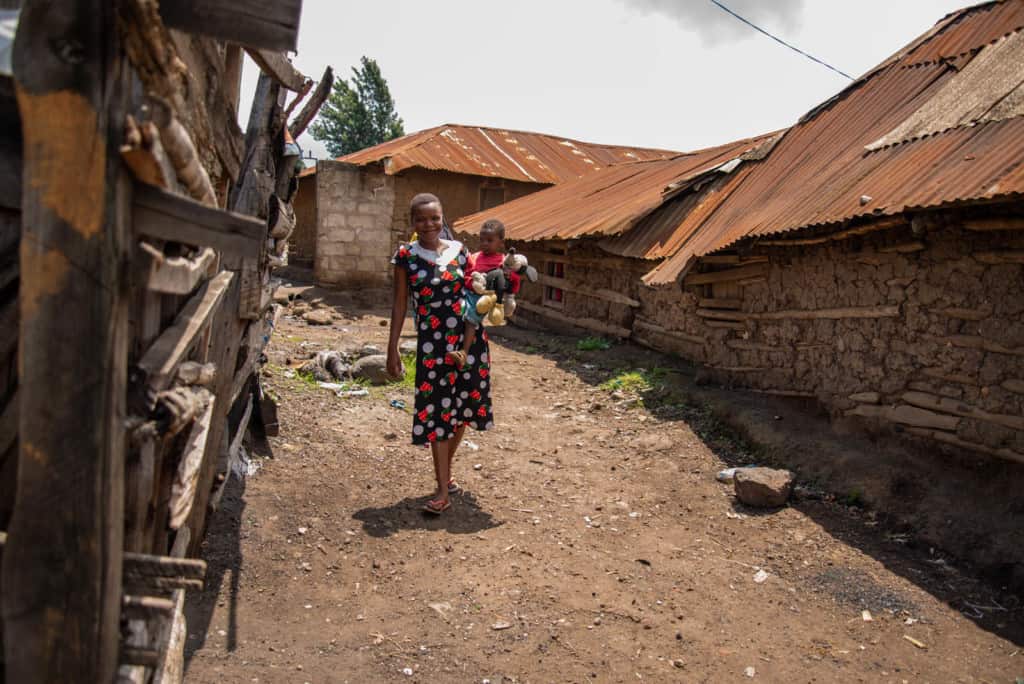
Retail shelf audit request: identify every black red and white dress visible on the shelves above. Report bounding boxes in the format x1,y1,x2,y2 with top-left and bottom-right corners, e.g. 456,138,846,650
392,240,494,446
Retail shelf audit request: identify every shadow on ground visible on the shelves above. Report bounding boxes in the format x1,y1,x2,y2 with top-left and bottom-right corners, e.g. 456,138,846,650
352,490,503,537
487,321,1024,646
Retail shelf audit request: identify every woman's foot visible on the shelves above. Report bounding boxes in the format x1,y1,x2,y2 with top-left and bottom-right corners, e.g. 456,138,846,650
423,497,451,515
447,478,461,494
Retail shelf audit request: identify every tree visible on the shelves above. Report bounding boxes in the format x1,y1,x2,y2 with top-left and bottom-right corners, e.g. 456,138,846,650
310,56,404,157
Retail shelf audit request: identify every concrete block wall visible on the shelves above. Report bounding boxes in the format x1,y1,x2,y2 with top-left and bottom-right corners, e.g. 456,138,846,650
313,161,396,288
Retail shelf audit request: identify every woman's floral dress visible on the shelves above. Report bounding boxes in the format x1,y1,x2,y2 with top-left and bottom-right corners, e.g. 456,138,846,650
393,241,494,446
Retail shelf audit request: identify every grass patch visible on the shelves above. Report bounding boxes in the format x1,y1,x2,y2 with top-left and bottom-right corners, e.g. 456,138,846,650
577,336,611,352
600,367,669,394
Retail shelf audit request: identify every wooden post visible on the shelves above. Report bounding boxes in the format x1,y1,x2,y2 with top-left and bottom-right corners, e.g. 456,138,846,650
3,2,129,682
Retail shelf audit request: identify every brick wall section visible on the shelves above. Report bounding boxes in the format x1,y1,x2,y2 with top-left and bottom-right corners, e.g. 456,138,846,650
313,161,396,287
290,173,316,265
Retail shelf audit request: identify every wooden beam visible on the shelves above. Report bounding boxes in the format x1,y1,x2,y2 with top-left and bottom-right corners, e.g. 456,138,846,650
168,398,215,529
696,308,747,321
902,391,1024,431
517,300,631,339
4,2,127,681
973,250,1024,264
289,65,334,139
121,595,176,621
683,262,769,286
698,297,742,309
905,427,1024,465
123,552,206,582
746,305,899,321
963,217,1024,232
136,272,234,393
134,183,264,258
632,318,705,346
536,274,640,307
245,48,306,91
142,243,218,295
158,0,302,52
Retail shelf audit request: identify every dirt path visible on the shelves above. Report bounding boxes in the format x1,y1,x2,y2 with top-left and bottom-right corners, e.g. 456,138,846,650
185,294,1023,683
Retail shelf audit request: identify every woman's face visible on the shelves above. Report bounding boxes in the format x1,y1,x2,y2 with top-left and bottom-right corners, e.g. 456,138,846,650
412,202,444,244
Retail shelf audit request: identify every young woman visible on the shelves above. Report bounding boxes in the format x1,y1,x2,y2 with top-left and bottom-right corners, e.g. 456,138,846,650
386,193,493,514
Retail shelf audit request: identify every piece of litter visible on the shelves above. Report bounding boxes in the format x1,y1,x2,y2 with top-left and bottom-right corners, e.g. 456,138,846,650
753,570,769,584
491,621,512,630
389,399,407,410
297,527,308,535
903,635,927,649
862,610,873,622
744,666,756,678
317,382,345,391
337,388,369,397
428,602,453,621
904,617,918,625
717,468,740,483
464,440,480,451
473,463,482,470
402,667,414,676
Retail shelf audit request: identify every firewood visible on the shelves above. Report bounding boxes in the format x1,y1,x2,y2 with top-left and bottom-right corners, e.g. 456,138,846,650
148,98,217,206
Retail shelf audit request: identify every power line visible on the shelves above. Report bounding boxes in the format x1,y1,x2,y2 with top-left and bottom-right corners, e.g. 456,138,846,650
708,0,854,81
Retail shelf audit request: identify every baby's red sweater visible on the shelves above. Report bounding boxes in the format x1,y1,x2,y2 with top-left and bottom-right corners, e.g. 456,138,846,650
466,251,521,293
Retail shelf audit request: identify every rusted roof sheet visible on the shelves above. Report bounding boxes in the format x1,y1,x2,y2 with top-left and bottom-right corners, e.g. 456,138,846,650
330,124,680,185
645,0,1024,285
452,133,779,243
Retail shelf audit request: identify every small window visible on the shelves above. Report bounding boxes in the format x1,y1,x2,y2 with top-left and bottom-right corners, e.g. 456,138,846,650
544,260,566,309
479,184,506,211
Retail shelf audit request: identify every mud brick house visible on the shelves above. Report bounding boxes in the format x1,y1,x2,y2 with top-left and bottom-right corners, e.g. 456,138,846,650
289,124,677,287
457,0,1024,465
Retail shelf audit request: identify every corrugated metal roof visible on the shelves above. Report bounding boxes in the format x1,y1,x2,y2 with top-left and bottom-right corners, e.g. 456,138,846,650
645,0,1024,284
452,133,779,243
324,124,680,185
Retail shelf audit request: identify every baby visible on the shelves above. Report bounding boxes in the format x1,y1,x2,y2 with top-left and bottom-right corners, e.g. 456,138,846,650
449,219,520,368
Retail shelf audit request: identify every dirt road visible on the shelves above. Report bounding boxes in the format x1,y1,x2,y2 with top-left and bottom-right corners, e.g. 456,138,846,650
186,293,1023,683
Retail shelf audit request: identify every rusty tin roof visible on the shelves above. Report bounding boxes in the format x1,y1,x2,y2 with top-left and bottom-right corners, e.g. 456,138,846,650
452,133,779,244
646,0,1024,283
328,124,680,185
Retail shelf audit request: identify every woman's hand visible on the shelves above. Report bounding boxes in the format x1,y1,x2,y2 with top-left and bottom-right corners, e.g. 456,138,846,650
386,351,404,380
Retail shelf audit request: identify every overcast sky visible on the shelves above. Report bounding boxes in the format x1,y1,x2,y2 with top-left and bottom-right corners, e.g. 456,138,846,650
240,0,966,159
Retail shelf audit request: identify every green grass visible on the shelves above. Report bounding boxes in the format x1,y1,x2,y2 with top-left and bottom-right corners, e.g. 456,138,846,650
600,367,669,394
577,336,612,352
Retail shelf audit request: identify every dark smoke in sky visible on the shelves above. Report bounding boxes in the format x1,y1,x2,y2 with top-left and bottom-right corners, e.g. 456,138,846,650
618,0,805,44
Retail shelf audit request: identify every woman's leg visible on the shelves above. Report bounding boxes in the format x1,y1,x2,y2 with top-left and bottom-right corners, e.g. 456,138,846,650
449,424,466,473
430,439,451,503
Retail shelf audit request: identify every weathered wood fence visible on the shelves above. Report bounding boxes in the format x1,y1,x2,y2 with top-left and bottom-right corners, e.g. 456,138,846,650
0,1,332,681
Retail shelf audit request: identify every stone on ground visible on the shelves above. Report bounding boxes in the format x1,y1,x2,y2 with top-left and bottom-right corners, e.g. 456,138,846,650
351,354,391,385
734,467,794,507
304,309,334,325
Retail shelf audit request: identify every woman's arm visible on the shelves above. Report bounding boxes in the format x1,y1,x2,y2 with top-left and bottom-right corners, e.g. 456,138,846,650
387,264,409,379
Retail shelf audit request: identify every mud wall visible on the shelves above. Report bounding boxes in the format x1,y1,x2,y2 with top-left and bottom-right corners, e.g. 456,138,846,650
635,217,1024,462
313,160,396,288
290,172,316,266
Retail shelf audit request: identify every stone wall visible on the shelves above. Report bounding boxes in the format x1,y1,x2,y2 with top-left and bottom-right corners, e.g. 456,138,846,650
634,215,1024,461
313,161,396,288
290,172,316,266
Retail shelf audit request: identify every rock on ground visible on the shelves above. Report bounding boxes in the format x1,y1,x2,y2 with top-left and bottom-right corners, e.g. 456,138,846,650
350,354,391,385
734,467,794,507
304,309,334,325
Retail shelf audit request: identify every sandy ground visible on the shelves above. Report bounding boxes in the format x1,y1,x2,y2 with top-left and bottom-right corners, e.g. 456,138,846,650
185,292,1023,683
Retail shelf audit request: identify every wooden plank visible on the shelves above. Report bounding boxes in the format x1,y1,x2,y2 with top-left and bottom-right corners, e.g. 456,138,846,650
746,305,899,321
120,647,160,668
946,334,1024,357
151,589,186,684
245,48,306,91
696,308,747,321
878,241,925,253
3,3,128,681
158,0,302,52
517,300,631,339
905,427,1024,465
683,262,769,286
168,397,215,529
535,274,640,307
136,271,234,392
973,250,1024,264
698,297,742,309
142,243,218,295
134,183,263,258
963,217,1024,231
123,552,207,582
902,391,1024,431
845,403,961,431
289,65,334,139
705,320,747,330
122,595,176,621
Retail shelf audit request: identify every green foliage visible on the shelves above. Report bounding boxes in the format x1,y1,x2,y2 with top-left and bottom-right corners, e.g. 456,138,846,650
577,336,611,351
600,367,668,394
310,56,404,157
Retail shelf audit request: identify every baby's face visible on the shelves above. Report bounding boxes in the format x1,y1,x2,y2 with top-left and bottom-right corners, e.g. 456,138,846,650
479,231,504,255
